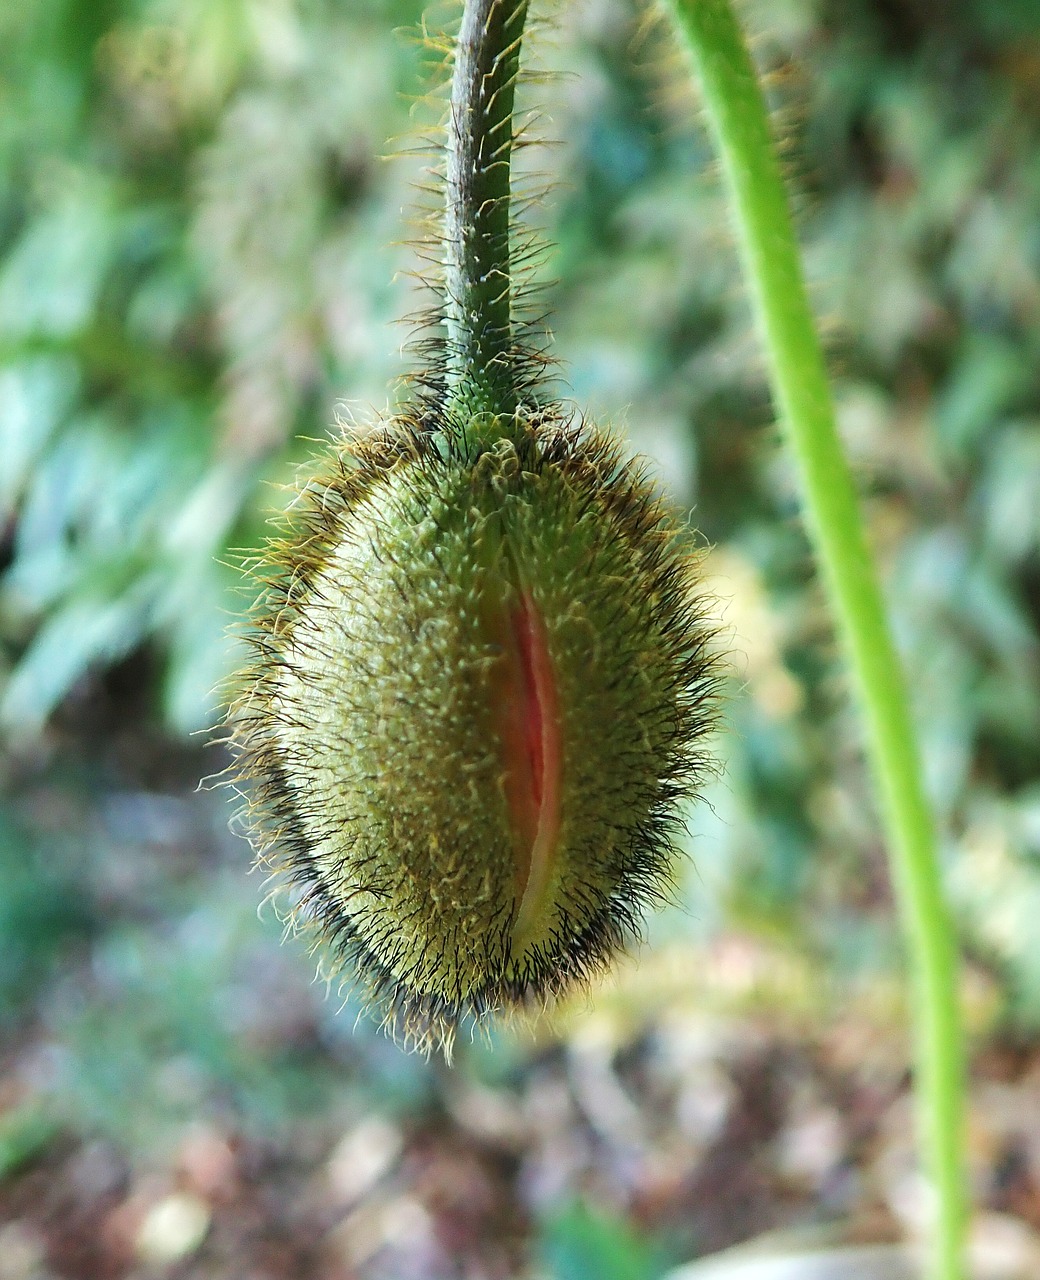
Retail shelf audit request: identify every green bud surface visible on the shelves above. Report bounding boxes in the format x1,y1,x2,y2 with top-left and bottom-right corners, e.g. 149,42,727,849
231,410,717,1052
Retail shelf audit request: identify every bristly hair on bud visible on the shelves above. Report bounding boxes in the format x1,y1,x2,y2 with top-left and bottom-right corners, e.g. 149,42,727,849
223,0,721,1058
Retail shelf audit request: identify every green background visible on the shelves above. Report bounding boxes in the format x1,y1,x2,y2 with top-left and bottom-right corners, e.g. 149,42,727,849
2,0,1040,1275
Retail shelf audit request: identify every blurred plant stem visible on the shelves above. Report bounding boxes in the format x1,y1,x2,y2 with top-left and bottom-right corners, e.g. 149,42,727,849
663,2,967,1277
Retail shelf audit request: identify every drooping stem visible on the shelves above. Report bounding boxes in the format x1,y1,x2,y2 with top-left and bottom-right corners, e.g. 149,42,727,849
663,2,967,1278
445,0,529,417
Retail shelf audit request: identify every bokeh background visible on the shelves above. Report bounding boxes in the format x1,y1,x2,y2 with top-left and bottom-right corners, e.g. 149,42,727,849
3,0,1040,1276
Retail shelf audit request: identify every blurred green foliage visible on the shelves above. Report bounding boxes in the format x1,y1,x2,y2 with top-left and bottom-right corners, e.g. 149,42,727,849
2,1,1040,1261
542,1200,663,1280
0,806,94,1018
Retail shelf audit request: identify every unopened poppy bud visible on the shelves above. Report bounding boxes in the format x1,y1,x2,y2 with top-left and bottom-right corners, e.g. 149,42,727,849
230,410,717,1053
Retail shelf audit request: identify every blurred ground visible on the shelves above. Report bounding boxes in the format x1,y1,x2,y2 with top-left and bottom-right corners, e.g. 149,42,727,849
2,688,1040,1279
3,0,1040,1275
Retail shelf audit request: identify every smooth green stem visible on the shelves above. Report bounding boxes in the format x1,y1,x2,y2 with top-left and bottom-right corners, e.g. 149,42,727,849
664,2,967,1276
445,0,529,417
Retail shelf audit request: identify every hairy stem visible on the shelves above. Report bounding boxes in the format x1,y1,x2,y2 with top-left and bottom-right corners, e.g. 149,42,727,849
445,0,529,416
664,2,967,1276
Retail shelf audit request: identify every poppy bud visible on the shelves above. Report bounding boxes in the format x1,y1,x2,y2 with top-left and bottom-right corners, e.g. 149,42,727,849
230,407,717,1053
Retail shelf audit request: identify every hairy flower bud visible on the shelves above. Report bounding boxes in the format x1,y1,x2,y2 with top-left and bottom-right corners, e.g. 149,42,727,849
230,409,717,1053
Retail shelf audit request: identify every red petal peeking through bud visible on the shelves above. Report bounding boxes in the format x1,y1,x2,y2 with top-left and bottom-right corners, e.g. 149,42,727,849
492,591,562,948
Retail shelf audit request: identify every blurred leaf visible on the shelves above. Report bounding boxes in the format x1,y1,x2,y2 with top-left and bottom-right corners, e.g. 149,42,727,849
934,336,1028,461
981,422,1040,562
542,1201,663,1280
161,560,244,734
0,355,78,510
0,1106,59,1181
0,182,117,339
0,576,159,736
